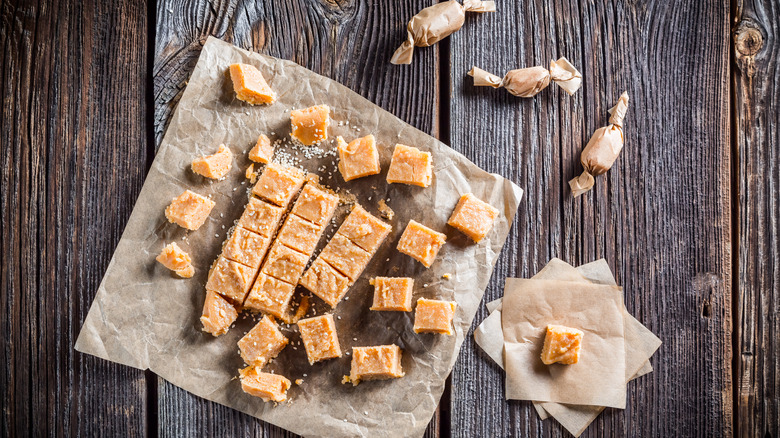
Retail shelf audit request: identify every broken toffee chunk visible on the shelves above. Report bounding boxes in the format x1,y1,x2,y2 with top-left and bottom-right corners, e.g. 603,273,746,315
275,214,323,255
237,197,285,238
468,57,582,97
297,314,342,364
337,135,381,181
370,277,414,312
243,273,296,319
319,233,373,282
446,193,499,243
191,144,233,179
298,258,351,308
260,242,309,286
290,184,340,227
349,345,404,385
413,298,457,335
239,366,291,402
290,105,330,146
156,242,194,278
249,134,274,164
541,324,584,365
396,220,446,268
252,163,306,207
386,144,433,187
164,190,215,231
200,290,239,336
229,63,276,105
335,204,392,253
238,315,289,368
221,226,271,269
205,255,256,306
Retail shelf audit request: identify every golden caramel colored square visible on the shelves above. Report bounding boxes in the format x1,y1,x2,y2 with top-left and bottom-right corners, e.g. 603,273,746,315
299,258,351,308
349,345,404,385
541,324,584,365
249,134,274,164
297,314,342,364
191,144,232,179
386,144,432,187
251,163,306,207
205,256,257,305
337,135,381,181
370,277,414,312
237,197,284,237
290,105,330,145
275,214,323,255
413,298,457,335
238,315,289,368
200,290,238,336
319,233,372,281
229,63,276,105
222,227,271,269
291,184,339,226
447,193,499,243
396,220,446,268
164,190,215,231
336,204,392,253
156,242,193,278
239,366,290,402
243,273,296,318
260,242,309,285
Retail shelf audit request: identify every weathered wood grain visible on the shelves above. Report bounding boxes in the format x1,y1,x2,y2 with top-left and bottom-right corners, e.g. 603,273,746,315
153,1,441,436
733,1,780,436
449,0,732,436
0,0,150,436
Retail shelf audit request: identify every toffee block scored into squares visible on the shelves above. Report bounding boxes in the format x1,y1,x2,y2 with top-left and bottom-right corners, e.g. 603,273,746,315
252,163,306,207
240,366,291,402
200,290,238,337
205,256,257,306
229,63,276,105
337,135,381,181
319,233,373,282
243,273,297,319
349,345,404,386
297,314,342,364
191,144,232,179
413,298,457,335
336,204,392,253
275,214,324,255
386,144,433,187
447,193,499,243
541,324,584,365
260,242,309,286
164,190,215,231
237,197,285,238
290,105,330,146
370,277,414,312
290,184,340,226
221,227,271,269
238,315,289,368
299,258,351,308
396,220,447,268
249,134,274,164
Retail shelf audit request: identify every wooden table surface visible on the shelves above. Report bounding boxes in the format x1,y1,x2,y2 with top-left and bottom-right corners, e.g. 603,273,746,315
1,0,777,436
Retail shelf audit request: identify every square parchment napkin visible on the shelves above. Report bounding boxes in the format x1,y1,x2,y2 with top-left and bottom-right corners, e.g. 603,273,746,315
75,37,523,438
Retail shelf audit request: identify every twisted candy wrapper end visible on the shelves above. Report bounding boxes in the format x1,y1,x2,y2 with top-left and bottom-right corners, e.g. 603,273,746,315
549,57,583,96
569,171,595,197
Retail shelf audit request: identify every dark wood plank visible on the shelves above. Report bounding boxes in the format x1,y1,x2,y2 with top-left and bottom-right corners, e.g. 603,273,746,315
733,2,780,436
0,0,150,436
153,1,441,436
449,0,732,436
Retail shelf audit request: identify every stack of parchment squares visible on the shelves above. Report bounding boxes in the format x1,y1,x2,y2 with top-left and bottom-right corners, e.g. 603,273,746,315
474,258,661,437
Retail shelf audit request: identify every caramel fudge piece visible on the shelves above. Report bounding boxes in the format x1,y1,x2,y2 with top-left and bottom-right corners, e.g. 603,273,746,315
413,298,457,335
200,290,238,336
191,144,232,179
243,273,296,319
336,205,392,253
297,314,342,364
205,256,256,305
337,135,381,181
156,242,193,278
349,345,404,385
164,190,215,231
541,324,584,365
252,163,306,207
222,227,271,269
371,277,414,312
290,105,330,145
249,134,274,164
260,242,309,285
299,258,351,307
319,233,372,281
386,144,433,187
238,315,289,368
237,197,285,237
275,214,323,255
229,63,276,105
291,184,340,226
447,193,499,242
397,220,447,268
240,367,291,402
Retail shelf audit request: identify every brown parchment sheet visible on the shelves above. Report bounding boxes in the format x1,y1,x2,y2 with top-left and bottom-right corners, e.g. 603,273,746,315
74,37,523,438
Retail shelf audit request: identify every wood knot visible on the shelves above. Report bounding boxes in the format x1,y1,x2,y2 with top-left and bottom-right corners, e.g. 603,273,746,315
734,23,763,57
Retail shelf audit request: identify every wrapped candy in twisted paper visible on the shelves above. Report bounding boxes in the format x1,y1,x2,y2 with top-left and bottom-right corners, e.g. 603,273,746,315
468,57,583,97
391,0,496,65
